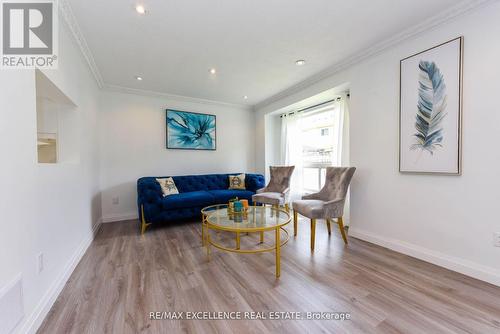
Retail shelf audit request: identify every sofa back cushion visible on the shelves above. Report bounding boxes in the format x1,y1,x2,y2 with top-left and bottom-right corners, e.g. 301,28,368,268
173,174,230,192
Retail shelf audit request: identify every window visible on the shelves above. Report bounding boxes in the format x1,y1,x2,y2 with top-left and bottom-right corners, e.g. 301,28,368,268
300,107,336,192
281,98,346,200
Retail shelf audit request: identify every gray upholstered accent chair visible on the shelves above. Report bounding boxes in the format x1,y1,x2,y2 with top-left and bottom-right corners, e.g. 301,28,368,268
292,167,356,251
252,166,295,211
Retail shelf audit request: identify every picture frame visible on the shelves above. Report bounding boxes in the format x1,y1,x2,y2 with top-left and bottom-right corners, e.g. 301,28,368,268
166,109,217,150
399,37,463,174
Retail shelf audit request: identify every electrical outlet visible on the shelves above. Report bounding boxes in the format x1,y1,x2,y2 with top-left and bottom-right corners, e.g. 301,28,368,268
112,197,119,205
37,253,44,273
494,232,500,247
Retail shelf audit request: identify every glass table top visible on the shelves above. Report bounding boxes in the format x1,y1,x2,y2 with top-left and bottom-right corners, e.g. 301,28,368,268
204,205,291,231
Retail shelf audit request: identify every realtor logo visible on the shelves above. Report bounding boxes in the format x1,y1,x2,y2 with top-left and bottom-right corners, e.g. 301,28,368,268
1,0,58,68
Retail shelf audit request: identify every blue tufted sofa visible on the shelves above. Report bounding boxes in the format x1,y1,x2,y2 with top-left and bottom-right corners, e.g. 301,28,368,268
137,173,265,233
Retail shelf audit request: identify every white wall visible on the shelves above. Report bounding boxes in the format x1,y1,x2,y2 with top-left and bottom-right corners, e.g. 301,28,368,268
255,2,500,286
99,91,256,222
0,12,101,334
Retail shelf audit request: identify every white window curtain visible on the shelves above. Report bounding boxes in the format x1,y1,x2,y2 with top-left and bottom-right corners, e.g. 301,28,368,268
280,112,303,201
280,94,349,202
333,93,350,167
334,94,351,226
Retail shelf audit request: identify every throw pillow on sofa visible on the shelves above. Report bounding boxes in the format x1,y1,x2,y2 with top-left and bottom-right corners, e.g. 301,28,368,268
156,177,179,196
228,173,246,190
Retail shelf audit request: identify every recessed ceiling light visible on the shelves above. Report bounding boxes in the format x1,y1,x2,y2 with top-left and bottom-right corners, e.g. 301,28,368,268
209,68,216,74
135,5,146,14
243,95,248,100
135,76,143,81
295,59,306,66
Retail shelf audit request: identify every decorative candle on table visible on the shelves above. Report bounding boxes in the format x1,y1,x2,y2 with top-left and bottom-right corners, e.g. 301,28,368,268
233,201,243,222
233,200,243,212
240,199,249,218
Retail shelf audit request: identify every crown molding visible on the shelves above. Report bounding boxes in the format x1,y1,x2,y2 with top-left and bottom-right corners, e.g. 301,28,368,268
102,84,253,110
255,0,494,111
59,0,104,88
58,0,492,111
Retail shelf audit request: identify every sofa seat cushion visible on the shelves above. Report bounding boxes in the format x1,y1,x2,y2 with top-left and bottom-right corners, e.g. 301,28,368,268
208,189,254,203
160,191,215,210
150,206,207,223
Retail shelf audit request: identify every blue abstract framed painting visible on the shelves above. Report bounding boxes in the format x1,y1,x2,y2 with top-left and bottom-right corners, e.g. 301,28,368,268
399,37,463,174
166,110,216,150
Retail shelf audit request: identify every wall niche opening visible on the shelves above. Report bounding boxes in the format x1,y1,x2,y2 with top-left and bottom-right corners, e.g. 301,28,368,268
35,70,79,164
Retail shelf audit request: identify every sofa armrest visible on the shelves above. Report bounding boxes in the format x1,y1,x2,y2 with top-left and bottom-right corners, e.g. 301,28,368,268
137,177,163,222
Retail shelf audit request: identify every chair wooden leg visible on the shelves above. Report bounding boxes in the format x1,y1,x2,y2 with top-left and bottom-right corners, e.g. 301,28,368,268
293,210,298,236
337,217,348,244
260,231,264,243
326,219,332,235
310,219,316,251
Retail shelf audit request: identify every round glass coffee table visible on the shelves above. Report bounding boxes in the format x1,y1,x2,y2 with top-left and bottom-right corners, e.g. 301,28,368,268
201,205,291,278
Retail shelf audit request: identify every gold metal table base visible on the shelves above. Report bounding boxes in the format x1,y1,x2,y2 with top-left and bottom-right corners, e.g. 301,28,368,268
205,227,289,278
201,204,291,278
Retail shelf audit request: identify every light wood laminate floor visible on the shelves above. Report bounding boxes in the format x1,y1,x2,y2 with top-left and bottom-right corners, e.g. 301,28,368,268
38,219,500,334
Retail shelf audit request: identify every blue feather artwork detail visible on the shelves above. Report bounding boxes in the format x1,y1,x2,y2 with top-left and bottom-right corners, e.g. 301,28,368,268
167,110,216,150
411,60,447,155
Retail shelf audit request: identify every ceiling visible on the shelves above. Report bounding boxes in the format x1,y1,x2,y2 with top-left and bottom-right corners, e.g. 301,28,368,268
67,0,463,106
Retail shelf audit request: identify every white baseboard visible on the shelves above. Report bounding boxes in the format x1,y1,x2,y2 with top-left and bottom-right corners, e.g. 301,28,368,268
18,220,102,334
349,227,500,287
101,211,138,223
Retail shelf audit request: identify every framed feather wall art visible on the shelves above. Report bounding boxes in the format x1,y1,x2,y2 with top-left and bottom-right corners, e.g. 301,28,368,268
399,37,463,174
